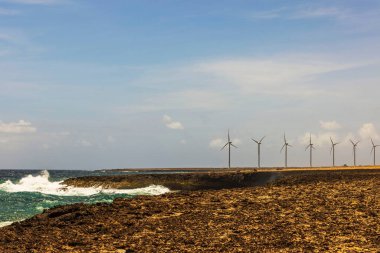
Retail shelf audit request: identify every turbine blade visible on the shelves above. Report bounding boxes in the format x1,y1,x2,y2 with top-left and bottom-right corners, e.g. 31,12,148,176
305,145,310,151
228,130,230,142
330,146,333,155
288,144,293,148
371,138,374,146
231,143,238,148
252,138,259,144
221,143,228,151
371,146,374,154
330,137,333,145
283,134,286,143
350,139,354,145
280,144,285,152
260,136,265,143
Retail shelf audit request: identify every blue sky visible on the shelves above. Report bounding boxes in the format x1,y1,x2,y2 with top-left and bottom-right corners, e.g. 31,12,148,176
1,0,380,169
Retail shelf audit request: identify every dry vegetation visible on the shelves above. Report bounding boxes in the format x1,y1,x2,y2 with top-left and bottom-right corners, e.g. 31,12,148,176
0,170,379,252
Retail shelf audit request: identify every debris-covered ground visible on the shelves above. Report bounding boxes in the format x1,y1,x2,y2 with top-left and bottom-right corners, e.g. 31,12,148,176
0,170,379,252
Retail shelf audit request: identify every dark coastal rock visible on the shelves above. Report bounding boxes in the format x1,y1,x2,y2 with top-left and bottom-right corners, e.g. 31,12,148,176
63,168,380,191
0,169,379,252
63,171,281,190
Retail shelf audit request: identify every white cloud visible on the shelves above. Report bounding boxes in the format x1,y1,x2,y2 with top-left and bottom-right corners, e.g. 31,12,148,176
0,30,30,46
119,90,228,114
209,138,224,149
250,8,284,19
0,33,15,42
0,120,36,134
114,54,371,116
79,139,92,147
107,135,115,143
298,132,337,147
162,115,184,130
342,132,356,146
0,50,11,57
358,123,379,140
164,90,227,110
320,120,342,130
209,137,241,149
195,56,356,95
232,138,242,146
250,6,349,21
5,0,61,4
0,8,19,15
292,7,349,20
180,139,187,145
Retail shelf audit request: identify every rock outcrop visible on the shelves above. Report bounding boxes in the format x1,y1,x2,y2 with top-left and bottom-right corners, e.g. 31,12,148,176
63,171,280,190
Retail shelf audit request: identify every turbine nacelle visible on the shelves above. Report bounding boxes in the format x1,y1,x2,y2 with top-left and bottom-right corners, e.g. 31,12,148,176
281,134,292,152
350,139,360,147
221,130,238,150
221,141,237,150
252,136,265,144
220,130,237,169
305,144,316,151
370,138,379,154
329,137,339,154
251,136,265,168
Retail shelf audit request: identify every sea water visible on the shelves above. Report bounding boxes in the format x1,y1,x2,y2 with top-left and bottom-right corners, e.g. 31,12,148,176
0,170,170,227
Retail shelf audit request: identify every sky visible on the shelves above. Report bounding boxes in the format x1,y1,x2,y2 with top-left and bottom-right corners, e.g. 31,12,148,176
1,0,380,170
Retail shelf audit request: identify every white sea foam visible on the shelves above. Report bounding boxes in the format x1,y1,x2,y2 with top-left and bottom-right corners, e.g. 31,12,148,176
0,221,13,227
0,170,170,196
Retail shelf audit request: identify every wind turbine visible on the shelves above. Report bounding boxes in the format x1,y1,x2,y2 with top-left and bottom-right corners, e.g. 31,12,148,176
221,130,237,169
350,139,360,166
252,136,265,168
305,134,315,167
370,138,379,166
330,137,339,167
281,134,292,168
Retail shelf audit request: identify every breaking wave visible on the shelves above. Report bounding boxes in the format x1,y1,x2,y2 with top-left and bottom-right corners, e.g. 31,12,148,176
0,170,170,196
0,221,13,228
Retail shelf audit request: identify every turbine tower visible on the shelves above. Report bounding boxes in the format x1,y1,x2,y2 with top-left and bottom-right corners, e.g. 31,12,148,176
221,130,238,169
281,134,292,168
305,134,315,167
370,138,379,166
330,137,339,167
252,136,265,168
350,139,360,166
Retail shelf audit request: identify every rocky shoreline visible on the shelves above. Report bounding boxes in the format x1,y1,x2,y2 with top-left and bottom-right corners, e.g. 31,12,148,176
64,168,379,191
63,170,280,191
0,169,379,252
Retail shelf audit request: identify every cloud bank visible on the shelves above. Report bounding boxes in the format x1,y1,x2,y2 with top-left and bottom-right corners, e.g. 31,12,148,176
359,123,379,140
162,115,184,130
0,120,36,134
320,121,342,131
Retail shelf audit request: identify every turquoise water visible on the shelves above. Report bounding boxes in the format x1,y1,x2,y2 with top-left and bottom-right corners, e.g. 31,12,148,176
0,170,170,226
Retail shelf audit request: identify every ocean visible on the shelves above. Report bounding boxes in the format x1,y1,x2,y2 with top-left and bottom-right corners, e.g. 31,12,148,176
0,170,170,227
